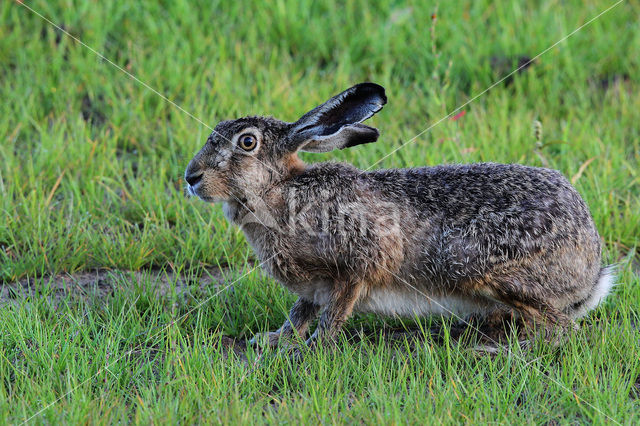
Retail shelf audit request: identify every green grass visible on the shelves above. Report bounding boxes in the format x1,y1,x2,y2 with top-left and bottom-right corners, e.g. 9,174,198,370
1,0,639,423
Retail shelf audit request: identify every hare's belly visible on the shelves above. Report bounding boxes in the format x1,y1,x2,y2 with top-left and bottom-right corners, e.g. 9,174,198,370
356,287,493,318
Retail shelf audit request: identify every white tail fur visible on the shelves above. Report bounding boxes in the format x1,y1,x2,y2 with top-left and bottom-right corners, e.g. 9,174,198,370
571,265,617,319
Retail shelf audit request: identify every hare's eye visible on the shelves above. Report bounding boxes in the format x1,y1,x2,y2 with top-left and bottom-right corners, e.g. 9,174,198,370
238,134,257,151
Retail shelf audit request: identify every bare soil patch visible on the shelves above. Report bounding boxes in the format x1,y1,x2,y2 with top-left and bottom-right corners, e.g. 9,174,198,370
0,267,227,307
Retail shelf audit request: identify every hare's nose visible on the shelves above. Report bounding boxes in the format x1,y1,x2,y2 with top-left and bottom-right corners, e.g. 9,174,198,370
185,172,203,186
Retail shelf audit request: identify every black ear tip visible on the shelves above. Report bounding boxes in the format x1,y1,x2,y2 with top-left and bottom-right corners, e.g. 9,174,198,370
353,82,387,105
341,124,380,149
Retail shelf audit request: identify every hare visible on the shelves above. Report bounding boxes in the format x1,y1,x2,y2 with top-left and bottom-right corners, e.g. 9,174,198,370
185,83,614,350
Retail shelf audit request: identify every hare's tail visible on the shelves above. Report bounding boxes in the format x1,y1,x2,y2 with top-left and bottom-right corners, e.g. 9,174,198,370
569,265,617,319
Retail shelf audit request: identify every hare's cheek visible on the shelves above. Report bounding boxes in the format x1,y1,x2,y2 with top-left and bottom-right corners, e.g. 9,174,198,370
240,162,273,190
197,172,231,201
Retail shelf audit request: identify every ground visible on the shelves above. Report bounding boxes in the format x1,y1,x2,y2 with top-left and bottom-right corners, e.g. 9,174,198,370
1,0,639,423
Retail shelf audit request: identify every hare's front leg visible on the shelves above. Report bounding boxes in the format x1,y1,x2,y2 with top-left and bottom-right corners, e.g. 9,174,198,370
250,297,320,348
306,281,362,348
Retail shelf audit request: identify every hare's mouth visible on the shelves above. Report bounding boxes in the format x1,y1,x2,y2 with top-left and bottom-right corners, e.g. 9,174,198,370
185,184,199,198
187,184,225,204
186,183,203,199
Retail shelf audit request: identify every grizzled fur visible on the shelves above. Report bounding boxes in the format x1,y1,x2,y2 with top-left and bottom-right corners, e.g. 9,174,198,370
185,83,614,349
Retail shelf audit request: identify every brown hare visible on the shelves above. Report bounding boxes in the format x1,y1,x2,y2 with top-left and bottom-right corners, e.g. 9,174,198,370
185,83,614,351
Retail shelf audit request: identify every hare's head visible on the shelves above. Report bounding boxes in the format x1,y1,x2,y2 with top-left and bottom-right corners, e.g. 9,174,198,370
184,83,386,202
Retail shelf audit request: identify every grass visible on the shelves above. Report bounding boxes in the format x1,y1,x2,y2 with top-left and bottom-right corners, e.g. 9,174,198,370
1,0,639,423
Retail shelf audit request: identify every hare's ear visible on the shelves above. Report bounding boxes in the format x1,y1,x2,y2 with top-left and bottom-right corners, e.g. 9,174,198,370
287,83,386,153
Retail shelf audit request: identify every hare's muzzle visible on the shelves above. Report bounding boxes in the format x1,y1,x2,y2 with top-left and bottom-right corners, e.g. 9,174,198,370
184,158,205,199
184,157,203,187
185,171,203,187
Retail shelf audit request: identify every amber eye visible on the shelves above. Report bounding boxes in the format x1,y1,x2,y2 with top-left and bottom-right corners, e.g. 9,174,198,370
238,134,257,151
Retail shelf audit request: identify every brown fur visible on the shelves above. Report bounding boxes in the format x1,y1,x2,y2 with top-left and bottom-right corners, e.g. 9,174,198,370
184,83,614,352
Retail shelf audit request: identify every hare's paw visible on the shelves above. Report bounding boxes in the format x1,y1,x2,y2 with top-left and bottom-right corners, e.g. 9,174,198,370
274,336,332,362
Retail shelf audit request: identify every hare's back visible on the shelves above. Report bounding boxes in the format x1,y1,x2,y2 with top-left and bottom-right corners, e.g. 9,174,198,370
367,163,600,281
369,163,593,226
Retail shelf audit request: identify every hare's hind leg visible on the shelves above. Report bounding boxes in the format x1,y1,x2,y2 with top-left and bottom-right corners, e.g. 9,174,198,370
250,297,320,348
483,276,576,346
457,307,519,353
